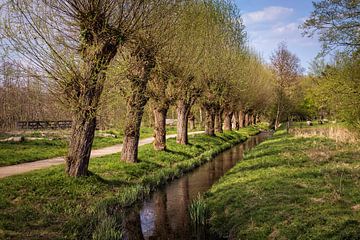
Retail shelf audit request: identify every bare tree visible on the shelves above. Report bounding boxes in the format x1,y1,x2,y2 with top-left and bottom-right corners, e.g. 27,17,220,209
270,42,302,129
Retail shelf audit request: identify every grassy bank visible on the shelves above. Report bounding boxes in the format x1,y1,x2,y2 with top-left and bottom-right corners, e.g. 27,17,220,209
0,126,185,167
204,128,360,239
0,126,260,239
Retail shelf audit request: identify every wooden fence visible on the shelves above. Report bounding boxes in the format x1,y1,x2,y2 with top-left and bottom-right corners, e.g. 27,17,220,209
17,120,72,130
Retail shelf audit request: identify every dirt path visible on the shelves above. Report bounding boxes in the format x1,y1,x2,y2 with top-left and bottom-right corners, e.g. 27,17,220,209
0,131,204,179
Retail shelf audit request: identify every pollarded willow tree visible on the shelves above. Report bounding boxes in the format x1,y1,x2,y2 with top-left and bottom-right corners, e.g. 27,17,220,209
1,0,175,176
167,1,214,145
199,2,247,136
109,1,184,161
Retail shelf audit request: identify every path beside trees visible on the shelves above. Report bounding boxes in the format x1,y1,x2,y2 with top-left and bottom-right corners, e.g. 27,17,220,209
0,131,203,179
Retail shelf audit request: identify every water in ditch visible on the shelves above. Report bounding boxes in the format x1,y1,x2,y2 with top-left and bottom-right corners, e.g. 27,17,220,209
122,132,272,240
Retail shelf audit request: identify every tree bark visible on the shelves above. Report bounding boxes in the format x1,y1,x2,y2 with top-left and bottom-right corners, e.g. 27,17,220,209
189,113,195,130
249,113,253,125
204,108,215,136
233,111,240,130
223,111,233,131
199,108,204,128
215,110,223,133
121,90,148,163
66,113,96,177
244,113,249,127
239,110,245,128
153,106,168,151
253,114,257,125
176,100,190,145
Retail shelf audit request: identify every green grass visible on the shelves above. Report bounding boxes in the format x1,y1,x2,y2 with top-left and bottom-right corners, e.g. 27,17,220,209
204,128,360,239
0,126,260,239
0,137,120,167
0,126,196,167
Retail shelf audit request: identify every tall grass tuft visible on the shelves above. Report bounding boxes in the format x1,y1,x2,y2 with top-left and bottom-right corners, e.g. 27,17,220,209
189,194,209,227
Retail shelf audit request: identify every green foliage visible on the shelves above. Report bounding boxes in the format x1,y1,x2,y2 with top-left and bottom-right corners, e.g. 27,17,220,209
302,0,360,53
306,53,360,128
0,127,260,239
204,128,360,239
189,194,209,227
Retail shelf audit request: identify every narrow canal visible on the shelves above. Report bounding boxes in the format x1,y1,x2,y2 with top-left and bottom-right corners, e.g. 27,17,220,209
123,132,272,240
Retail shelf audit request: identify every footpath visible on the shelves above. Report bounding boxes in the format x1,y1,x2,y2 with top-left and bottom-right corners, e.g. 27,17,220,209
0,131,203,178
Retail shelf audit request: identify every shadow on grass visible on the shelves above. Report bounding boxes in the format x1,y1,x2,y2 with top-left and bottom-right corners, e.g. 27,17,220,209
165,149,193,159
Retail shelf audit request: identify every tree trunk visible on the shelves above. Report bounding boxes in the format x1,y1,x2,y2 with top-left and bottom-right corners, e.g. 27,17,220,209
66,113,97,177
239,110,245,128
249,114,253,125
189,113,195,130
176,100,190,145
223,111,233,131
253,114,257,125
199,108,204,127
244,113,249,127
215,110,223,133
233,111,240,130
121,92,148,163
204,108,215,136
275,102,281,130
153,107,168,151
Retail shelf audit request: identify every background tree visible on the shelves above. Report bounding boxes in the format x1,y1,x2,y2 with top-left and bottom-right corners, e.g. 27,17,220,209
270,43,302,129
301,0,360,53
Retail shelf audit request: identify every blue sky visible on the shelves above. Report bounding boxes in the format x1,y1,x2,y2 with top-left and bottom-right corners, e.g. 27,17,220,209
234,0,321,71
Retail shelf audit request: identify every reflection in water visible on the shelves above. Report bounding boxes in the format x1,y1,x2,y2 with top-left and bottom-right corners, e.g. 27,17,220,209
123,132,271,240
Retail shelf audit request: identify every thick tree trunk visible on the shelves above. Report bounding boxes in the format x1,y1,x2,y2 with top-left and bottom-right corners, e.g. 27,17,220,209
253,114,257,125
121,92,148,163
239,110,245,128
244,113,249,127
176,100,190,145
223,111,233,131
66,113,97,177
153,107,168,151
204,108,215,136
233,111,240,130
249,114,253,125
215,110,223,133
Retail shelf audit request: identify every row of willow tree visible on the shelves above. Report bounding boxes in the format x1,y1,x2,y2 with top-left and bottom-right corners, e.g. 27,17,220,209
0,0,284,177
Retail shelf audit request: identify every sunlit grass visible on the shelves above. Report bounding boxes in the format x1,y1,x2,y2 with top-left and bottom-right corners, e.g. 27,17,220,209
0,126,194,167
0,126,259,239
204,129,360,239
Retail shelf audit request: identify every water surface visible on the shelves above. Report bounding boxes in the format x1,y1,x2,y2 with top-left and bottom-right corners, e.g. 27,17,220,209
123,132,271,240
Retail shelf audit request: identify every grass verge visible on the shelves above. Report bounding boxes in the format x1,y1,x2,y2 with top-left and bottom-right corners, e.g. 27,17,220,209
0,126,191,167
0,126,260,239
204,128,360,240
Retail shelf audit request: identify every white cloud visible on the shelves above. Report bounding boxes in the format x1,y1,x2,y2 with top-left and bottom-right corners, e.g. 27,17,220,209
246,18,321,71
243,6,294,25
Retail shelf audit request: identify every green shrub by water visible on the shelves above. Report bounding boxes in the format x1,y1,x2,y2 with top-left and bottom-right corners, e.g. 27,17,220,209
189,194,209,227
